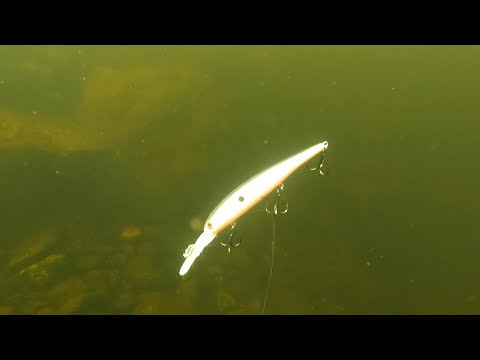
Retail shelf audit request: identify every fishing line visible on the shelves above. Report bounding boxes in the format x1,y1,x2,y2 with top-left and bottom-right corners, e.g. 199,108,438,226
262,210,277,315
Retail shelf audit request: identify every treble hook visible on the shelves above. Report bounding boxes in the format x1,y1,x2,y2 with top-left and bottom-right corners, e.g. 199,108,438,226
220,221,241,253
307,151,328,175
266,183,289,215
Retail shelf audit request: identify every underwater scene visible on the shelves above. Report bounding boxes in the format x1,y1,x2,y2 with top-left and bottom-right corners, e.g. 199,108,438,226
0,45,479,314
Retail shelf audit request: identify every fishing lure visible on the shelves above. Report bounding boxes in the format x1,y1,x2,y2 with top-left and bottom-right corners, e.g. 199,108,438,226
179,141,329,276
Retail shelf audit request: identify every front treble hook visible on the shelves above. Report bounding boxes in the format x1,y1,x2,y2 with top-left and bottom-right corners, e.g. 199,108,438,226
220,221,241,254
307,151,328,175
266,183,289,215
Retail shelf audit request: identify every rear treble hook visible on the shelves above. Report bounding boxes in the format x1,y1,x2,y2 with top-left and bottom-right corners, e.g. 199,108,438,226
307,151,328,175
220,221,241,253
266,183,288,215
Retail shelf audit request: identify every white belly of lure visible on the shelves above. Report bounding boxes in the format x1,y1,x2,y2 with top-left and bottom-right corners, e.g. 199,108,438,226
179,141,329,276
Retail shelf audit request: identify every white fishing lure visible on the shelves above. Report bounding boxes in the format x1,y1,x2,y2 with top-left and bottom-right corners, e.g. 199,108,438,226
179,141,329,276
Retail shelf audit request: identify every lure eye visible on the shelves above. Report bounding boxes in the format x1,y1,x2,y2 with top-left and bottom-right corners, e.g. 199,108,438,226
207,222,212,229
238,196,244,202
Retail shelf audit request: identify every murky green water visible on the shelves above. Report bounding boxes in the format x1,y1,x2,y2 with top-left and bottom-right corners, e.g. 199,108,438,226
0,45,479,314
